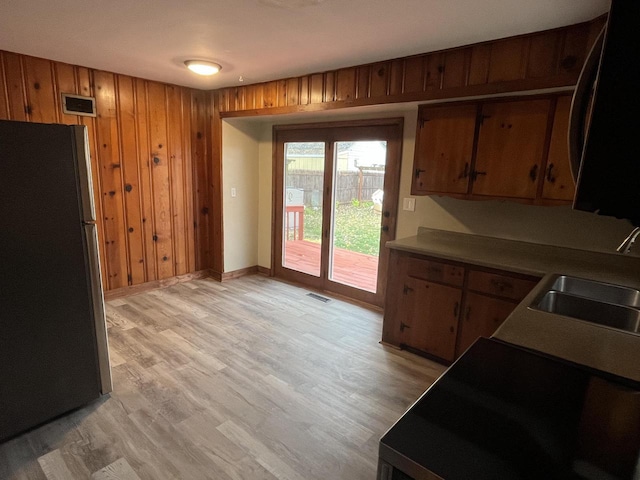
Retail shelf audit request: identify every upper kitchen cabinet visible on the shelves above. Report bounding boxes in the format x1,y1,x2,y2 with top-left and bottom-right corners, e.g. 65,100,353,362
473,99,550,199
541,95,576,202
412,104,477,195
411,94,575,204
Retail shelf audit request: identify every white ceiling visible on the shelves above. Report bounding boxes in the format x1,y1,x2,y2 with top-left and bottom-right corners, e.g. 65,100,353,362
1,0,609,90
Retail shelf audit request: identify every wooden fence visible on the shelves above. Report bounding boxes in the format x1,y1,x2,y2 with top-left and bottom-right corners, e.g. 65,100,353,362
286,169,384,205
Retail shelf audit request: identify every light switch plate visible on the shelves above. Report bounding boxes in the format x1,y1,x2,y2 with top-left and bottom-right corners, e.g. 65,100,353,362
403,197,416,211
231,187,237,197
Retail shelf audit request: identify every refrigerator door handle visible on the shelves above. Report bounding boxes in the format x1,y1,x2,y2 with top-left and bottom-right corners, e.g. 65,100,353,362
568,27,604,184
73,126,97,223
84,223,113,394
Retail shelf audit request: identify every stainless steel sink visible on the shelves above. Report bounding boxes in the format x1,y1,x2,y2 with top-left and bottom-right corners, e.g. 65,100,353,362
548,275,640,308
536,291,640,333
530,275,640,335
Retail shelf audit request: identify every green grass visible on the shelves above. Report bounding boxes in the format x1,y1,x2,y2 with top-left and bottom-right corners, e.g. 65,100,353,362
302,202,381,256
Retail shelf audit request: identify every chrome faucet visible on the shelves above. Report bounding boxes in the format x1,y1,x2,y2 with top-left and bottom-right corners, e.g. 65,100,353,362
617,227,640,254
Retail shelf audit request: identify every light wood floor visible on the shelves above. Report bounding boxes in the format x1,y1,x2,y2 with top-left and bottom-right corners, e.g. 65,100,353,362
0,275,445,480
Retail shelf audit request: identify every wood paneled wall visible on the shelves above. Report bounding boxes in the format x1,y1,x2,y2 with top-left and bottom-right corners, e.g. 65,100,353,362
217,17,605,118
0,15,605,292
0,51,215,291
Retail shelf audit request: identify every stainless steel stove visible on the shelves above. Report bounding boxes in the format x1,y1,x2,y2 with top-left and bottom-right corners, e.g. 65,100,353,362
378,338,640,480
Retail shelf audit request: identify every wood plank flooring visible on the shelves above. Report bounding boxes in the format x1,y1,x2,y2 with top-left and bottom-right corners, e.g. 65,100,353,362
0,275,445,480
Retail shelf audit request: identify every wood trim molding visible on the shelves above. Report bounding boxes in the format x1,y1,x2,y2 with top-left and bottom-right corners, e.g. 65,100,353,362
216,16,605,118
273,117,405,131
208,269,222,281
220,266,259,282
257,266,272,276
211,95,224,275
104,269,212,300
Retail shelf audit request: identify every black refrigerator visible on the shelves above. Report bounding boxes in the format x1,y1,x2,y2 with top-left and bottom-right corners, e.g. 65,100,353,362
0,120,112,442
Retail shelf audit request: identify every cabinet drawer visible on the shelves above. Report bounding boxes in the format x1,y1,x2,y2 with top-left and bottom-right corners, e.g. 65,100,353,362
467,270,537,301
407,258,464,287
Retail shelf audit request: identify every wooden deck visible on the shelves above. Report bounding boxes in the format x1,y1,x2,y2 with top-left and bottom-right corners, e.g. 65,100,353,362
283,240,379,292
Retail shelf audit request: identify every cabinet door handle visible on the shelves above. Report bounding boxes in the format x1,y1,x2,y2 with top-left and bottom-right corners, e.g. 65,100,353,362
403,284,414,295
381,225,389,233
546,163,556,183
458,162,470,179
453,301,459,318
529,164,539,182
465,306,471,321
400,322,411,332
415,168,426,178
471,170,487,181
490,279,512,291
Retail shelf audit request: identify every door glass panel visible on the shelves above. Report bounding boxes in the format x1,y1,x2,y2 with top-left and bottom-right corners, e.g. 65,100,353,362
282,142,325,277
329,141,386,292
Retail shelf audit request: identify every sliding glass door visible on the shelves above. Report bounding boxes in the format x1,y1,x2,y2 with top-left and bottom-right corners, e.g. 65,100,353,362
273,119,403,307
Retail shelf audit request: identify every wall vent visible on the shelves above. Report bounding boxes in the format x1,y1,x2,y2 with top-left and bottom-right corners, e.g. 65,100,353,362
61,93,96,117
306,292,330,303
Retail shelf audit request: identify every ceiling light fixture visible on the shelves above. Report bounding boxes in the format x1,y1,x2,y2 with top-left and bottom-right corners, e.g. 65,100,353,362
184,60,221,76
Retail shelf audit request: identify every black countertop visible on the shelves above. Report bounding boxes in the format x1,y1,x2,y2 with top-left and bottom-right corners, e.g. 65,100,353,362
380,338,640,480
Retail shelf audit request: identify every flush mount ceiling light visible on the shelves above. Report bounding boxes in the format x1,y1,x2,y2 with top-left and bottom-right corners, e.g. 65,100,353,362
184,60,221,76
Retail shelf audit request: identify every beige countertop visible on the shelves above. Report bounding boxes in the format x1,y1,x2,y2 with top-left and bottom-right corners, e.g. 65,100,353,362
387,228,640,382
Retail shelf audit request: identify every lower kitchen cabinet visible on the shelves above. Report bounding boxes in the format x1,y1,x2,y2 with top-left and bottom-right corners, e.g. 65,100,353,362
455,292,516,357
403,278,462,362
382,256,411,347
382,249,539,364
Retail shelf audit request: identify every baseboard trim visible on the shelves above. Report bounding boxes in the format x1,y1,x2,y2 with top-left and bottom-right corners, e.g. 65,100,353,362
209,269,223,282
220,266,258,282
257,266,272,276
104,269,212,300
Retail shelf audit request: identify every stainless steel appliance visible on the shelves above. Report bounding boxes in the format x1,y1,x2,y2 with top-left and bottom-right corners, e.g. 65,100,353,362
570,0,640,226
0,120,112,442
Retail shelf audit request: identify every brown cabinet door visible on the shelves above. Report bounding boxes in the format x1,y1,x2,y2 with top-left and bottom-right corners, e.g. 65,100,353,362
467,270,538,302
542,96,576,201
456,292,516,357
404,279,462,362
406,256,465,287
473,99,550,198
381,252,410,347
412,105,477,195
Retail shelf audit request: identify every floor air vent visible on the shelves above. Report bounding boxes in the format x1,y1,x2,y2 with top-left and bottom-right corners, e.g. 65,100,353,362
61,93,96,117
307,293,330,303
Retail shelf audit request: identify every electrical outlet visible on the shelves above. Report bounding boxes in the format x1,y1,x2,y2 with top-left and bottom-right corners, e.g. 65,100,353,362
403,197,416,211
231,187,237,198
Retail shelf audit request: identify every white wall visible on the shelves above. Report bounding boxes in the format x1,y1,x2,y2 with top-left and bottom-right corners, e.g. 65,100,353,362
221,120,260,272
224,106,635,272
